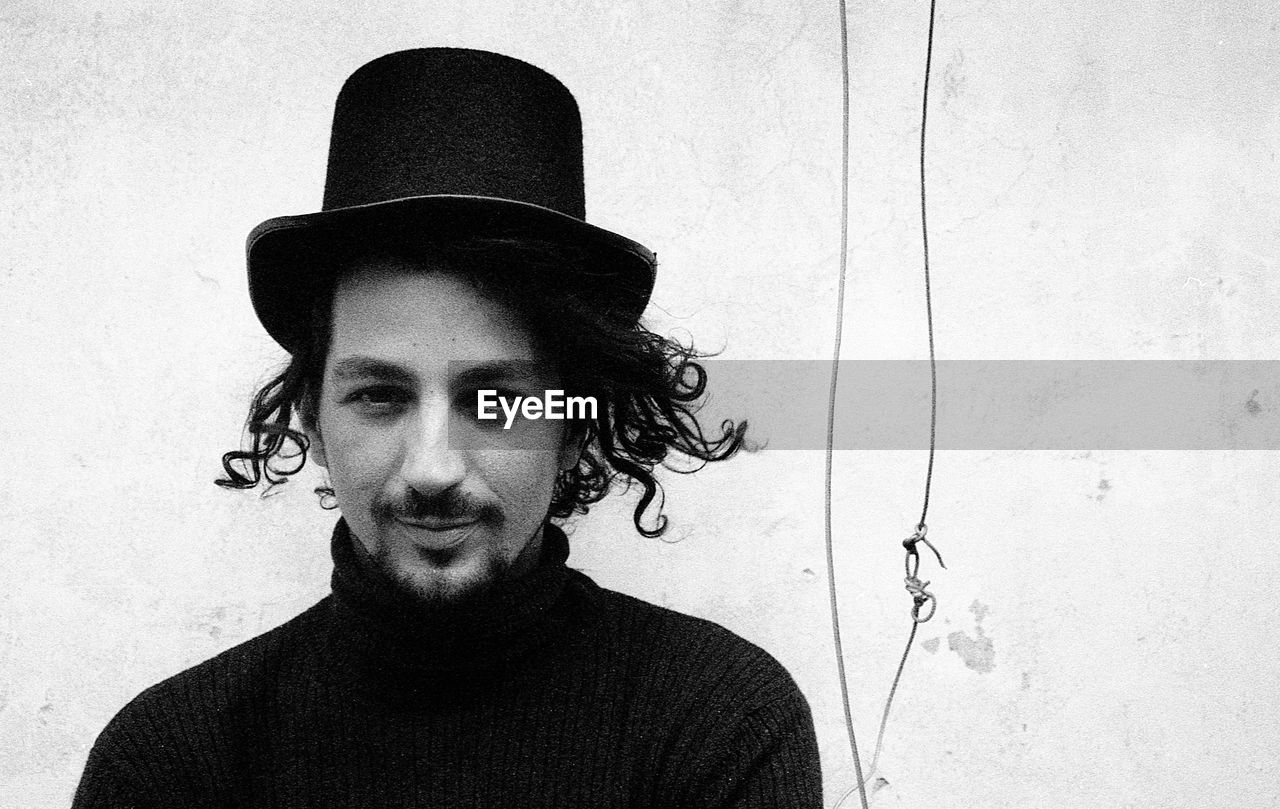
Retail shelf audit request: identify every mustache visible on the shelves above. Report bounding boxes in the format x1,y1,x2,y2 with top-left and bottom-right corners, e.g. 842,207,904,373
375,487,502,525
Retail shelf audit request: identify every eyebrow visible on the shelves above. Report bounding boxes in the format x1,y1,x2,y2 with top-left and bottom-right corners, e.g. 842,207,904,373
328,356,555,388
328,357,417,385
454,361,553,389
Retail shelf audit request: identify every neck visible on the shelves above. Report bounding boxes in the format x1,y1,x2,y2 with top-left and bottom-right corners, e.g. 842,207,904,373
506,522,547,580
326,517,575,699
346,521,551,608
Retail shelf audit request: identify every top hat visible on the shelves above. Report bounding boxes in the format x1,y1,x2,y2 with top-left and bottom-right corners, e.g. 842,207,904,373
246,48,657,353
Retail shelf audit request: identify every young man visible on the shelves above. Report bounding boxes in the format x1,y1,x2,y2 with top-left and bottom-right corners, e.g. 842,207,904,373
73,48,822,807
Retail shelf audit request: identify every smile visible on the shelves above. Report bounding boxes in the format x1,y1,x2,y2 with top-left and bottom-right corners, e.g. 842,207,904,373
393,516,480,552
396,517,478,530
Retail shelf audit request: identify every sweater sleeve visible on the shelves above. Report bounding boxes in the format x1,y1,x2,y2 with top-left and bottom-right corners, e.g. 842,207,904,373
681,685,824,808
71,739,152,809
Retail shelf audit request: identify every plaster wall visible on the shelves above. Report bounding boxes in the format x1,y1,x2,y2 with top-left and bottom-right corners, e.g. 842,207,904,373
2,1,1278,807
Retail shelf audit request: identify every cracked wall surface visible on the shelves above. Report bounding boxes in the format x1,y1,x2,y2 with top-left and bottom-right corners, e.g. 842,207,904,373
3,1,1279,807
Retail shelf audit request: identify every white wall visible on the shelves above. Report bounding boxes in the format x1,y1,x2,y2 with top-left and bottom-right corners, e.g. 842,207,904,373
3,1,1278,807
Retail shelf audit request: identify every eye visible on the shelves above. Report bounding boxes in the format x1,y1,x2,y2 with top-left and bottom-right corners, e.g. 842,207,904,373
347,385,410,414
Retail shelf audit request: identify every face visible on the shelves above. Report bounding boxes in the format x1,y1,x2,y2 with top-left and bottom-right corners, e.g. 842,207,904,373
304,255,582,604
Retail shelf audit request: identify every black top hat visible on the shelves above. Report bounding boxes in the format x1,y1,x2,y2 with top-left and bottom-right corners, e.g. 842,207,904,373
247,48,657,353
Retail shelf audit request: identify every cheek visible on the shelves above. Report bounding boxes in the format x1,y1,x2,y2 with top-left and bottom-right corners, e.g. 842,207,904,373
476,451,563,507
319,414,397,493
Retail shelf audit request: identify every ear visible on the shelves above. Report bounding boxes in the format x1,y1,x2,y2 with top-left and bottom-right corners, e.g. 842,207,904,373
557,421,589,473
303,420,328,469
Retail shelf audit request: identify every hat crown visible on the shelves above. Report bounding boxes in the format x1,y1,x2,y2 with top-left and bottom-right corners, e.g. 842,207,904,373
323,48,586,218
247,48,656,353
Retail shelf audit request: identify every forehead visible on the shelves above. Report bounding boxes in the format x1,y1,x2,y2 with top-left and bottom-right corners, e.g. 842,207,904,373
326,256,544,365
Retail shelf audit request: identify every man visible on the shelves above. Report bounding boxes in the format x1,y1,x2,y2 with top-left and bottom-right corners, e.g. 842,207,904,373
73,48,822,807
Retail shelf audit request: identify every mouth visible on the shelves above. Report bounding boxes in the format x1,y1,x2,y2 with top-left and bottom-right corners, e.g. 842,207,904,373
396,516,479,530
394,516,480,551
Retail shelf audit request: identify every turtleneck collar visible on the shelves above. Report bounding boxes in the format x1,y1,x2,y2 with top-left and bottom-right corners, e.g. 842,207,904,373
325,517,576,701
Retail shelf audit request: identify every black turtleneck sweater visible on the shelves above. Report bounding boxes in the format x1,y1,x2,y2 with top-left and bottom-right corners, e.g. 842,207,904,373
73,520,822,807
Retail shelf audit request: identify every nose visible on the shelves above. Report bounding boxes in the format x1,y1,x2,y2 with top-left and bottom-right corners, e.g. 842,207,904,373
397,396,467,495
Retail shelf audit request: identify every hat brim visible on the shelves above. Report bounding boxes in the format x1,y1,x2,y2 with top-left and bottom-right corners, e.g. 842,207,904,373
247,194,656,353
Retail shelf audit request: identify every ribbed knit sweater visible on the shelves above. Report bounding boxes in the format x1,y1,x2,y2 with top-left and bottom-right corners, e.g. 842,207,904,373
73,520,822,807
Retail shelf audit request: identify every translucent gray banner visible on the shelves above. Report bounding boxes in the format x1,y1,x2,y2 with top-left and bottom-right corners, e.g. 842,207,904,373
446,361,1279,450
693,360,1279,450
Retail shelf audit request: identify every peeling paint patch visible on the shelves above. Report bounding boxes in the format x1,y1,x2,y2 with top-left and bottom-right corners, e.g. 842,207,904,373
38,699,54,726
947,630,994,673
1246,389,1262,415
193,270,221,290
190,606,232,640
942,48,965,102
970,600,989,622
947,599,995,673
922,637,940,654
187,603,256,641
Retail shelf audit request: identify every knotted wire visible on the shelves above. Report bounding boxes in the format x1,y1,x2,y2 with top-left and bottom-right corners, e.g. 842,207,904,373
826,1,944,806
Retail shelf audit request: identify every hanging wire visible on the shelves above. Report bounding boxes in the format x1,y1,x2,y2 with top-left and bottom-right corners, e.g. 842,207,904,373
917,0,940,531
826,0,943,806
833,529,945,807
823,0,871,806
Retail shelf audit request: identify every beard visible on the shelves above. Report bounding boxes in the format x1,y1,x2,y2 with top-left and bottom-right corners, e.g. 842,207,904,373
370,538,515,607
360,485,518,607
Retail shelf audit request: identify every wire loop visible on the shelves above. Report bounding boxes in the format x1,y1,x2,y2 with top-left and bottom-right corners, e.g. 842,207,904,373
903,526,944,624
829,1,943,806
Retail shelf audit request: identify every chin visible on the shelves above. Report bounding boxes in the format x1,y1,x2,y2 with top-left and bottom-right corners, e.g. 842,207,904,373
380,547,511,606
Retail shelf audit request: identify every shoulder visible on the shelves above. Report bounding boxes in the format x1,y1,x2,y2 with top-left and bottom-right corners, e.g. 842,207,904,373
126,597,327,711
84,599,330,773
568,575,822,805
571,572,807,712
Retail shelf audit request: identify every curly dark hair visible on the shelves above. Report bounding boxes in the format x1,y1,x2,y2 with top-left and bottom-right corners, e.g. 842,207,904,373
216,229,749,537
